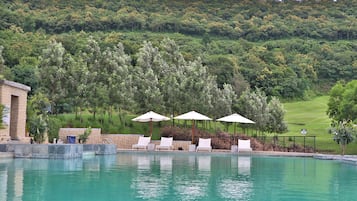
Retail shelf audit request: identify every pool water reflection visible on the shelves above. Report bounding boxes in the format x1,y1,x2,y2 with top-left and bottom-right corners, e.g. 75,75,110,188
1,152,357,201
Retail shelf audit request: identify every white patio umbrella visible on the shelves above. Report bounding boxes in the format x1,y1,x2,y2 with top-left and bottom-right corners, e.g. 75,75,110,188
132,111,170,137
217,113,255,135
174,111,212,144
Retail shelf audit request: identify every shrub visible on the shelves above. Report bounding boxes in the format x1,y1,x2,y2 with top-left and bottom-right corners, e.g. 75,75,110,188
48,117,61,143
79,127,92,144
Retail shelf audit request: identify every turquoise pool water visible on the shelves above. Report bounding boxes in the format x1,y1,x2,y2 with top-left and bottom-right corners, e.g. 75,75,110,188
1,152,357,201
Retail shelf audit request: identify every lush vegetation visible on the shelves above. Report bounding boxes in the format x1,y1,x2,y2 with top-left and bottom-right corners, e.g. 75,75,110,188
1,0,356,149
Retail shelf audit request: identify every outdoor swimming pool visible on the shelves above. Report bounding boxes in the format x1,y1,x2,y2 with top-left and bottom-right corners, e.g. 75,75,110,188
1,152,357,201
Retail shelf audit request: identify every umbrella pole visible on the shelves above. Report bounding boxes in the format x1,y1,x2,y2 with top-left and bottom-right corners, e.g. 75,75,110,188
234,123,236,145
150,121,153,137
234,123,236,135
191,120,195,144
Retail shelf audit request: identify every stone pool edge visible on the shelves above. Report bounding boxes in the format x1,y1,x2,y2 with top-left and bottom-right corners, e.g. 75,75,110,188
2,147,357,166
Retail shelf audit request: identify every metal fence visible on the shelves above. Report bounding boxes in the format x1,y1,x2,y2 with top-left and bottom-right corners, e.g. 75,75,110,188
256,135,316,153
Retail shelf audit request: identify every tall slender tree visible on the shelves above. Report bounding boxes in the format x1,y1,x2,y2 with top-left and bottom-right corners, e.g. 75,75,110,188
38,40,67,114
133,41,164,112
267,96,287,133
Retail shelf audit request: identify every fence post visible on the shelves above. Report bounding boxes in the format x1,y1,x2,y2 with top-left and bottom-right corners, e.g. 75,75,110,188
303,136,306,152
283,136,286,151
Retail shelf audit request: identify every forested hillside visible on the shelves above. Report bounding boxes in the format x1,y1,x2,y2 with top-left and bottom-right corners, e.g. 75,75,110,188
0,0,356,107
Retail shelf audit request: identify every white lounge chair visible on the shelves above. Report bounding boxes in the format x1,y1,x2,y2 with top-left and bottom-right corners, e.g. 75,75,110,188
132,136,151,150
196,138,212,152
238,139,252,152
156,137,174,151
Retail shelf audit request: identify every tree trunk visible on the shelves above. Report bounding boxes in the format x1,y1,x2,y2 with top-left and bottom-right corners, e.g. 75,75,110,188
342,144,346,156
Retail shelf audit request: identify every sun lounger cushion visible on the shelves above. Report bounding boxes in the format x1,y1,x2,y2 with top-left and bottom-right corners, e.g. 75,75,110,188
156,137,174,150
132,136,151,150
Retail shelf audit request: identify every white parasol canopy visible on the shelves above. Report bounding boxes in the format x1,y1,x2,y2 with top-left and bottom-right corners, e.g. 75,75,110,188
132,111,170,137
132,111,170,122
217,113,255,138
216,113,255,124
174,111,212,144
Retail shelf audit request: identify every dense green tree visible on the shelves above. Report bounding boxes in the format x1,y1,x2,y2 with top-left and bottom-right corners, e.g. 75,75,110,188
11,57,40,94
327,81,344,120
231,72,250,97
204,55,235,89
267,96,287,133
327,80,357,122
0,46,13,80
236,88,270,133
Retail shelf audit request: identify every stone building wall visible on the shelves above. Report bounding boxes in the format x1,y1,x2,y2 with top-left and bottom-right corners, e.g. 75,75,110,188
0,80,31,143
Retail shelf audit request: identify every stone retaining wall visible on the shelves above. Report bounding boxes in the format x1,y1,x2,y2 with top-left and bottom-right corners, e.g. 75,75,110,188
59,128,102,144
58,128,192,150
102,134,143,149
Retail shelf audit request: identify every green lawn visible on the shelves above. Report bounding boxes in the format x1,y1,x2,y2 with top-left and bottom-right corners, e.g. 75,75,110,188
283,96,357,155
